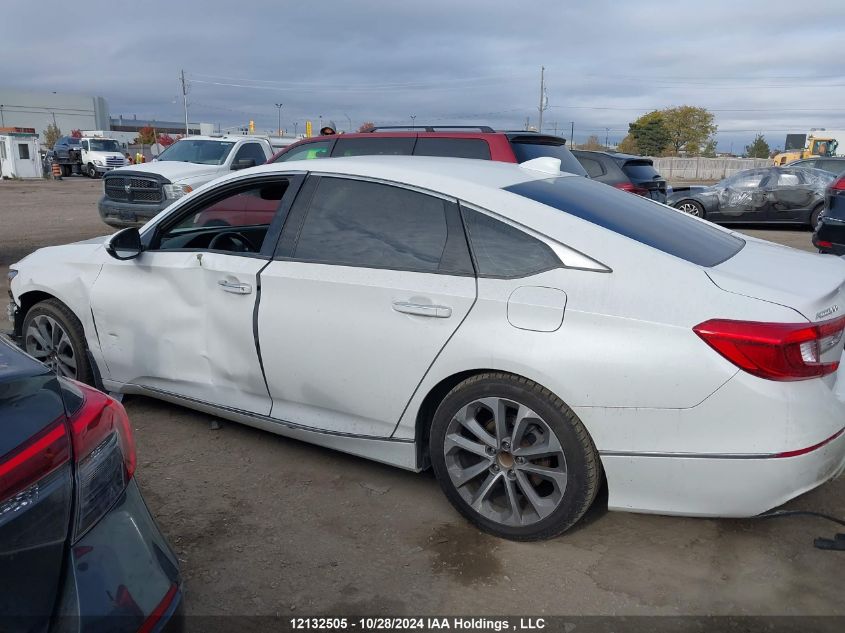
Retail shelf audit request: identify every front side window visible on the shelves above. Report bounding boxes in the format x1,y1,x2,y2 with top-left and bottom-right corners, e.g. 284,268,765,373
155,179,289,252
156,140,235,165
504,176,745,267
233,143,267,166
293,178,450,272
462,207,560,278
18,144,30,160
273,140,332,162
332,137,415,157
725,169,768,189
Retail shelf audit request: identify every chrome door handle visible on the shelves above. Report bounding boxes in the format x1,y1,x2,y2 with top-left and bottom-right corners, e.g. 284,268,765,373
392,301,452,318
218,279,253,295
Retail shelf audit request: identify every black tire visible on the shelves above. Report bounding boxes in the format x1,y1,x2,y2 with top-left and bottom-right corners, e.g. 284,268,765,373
810,205,823,230
674,199,705,218
429,372,601,541
22,299,94,385
60,164,72,177
87,163,99,178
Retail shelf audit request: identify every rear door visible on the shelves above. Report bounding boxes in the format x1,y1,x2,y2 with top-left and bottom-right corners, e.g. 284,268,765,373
0,343,72,630
257,175,477,437
716,169,770,220
767,169,817,222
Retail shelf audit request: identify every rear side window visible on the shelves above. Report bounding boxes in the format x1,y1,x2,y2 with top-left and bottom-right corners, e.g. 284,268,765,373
274,140,333,162
413,138,491,160
577,156,605,179
332,137,414,157
820,160,845,175
294,177,455,272
509,137,588,176
504,176,744,267
462,206,560,278
621,160,660,180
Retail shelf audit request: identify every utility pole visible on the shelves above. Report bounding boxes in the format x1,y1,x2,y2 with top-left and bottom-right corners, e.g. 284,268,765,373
294,122,299,136
275,103,283,136
537,66,548,134
181,69,189,135
51,111,57,127
410,114,416,129
570,121,575,147
525,116,530,131
0,105,4,127
344,113,352,133
605,127,609,149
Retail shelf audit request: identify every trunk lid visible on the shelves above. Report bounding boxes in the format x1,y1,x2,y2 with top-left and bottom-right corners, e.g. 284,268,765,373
706,238,845,323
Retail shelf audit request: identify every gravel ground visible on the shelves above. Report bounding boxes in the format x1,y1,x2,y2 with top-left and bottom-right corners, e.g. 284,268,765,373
1,177,842,619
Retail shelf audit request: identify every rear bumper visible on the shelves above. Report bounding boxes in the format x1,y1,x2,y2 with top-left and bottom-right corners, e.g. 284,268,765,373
98,196,171,228
53,479,183,633
602,429,845,516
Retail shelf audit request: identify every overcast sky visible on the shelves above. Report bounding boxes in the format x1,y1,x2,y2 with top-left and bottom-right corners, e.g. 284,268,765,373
2,0,844,152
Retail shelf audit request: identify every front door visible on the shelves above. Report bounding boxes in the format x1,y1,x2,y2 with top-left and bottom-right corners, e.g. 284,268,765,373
258,175,477,438
90,175,300,414
716,169,770,221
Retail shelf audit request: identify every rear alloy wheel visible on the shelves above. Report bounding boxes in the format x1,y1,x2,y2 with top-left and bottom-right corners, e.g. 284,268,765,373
22,299,93,384
676,200,704,217
430,372,601,540
810,205,823,230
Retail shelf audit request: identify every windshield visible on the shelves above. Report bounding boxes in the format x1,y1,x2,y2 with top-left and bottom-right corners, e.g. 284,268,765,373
88,139,121,152
156,139,235,165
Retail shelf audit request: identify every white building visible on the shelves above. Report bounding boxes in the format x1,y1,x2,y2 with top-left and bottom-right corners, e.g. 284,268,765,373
0,90,109,137
0,128,42,179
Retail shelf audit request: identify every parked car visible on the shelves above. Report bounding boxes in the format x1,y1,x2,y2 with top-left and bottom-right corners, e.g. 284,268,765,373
98,135,275,228
787,156,845,175
813,171,845,254
269,126,589,177
668,166,834,228
0,335,182,632
8,156,845,541
571,150,668,202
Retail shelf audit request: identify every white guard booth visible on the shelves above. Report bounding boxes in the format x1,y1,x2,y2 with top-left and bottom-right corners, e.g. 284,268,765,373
0,128,42,179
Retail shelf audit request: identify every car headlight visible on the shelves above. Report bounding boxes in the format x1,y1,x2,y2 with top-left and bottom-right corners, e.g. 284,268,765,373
163,184,193,200
93,159,103,166
7,269,18,295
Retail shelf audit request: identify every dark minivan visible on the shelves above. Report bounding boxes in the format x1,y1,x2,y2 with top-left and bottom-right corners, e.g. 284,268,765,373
0,336,182,633
572,150,668,203
813,172,845,255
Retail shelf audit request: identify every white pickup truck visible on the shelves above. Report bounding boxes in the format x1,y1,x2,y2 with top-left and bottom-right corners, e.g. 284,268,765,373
98,135,276,227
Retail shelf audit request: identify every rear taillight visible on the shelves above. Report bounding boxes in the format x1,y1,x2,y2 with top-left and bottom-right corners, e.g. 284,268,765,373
0,418,70,504
816,240,833,248
65,381,136,539
614,182,649,196
830,176,845,191
694,316,845,381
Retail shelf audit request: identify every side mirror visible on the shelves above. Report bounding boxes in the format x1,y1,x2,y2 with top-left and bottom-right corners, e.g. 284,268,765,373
231,158,256,171
105,227,143,260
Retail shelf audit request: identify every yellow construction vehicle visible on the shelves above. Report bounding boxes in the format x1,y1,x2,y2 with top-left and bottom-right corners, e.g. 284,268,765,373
773,132,839,165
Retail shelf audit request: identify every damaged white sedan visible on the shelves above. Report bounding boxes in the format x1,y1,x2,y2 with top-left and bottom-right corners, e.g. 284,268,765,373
8,156,845,540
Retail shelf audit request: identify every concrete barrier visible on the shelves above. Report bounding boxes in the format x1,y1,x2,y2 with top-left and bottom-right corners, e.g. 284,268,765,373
650,157,770,180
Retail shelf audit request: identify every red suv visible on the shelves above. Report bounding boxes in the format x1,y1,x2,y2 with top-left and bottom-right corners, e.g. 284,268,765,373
267,126,588,176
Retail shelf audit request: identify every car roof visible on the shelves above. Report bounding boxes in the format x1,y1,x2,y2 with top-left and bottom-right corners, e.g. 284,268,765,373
0,336,50,383
237,155,571,195
572,149,649,162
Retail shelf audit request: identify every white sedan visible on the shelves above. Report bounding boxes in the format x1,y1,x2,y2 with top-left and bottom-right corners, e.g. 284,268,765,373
8,156,845,540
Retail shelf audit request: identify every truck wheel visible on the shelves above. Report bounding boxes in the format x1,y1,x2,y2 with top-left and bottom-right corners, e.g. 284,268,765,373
61,164,72,177
87,164,99,178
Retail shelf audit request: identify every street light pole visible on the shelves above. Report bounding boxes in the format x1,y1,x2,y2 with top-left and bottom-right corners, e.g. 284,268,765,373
570,121,574,147
410,114,416,129
605,128,609,148
275,103,283,136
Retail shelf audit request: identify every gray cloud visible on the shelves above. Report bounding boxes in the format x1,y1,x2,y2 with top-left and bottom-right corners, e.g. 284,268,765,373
1,0,843,151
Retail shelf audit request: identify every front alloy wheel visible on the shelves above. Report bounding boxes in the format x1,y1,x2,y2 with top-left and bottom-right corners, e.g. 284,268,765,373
430,372,601,540
676,200,703,217
22,299,94,383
